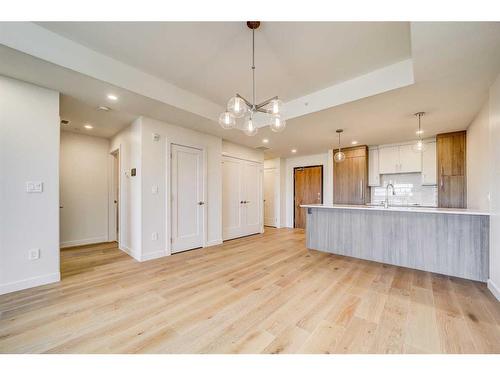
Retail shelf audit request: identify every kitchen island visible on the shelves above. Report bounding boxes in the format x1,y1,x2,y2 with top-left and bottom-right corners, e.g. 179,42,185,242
301,204,490,281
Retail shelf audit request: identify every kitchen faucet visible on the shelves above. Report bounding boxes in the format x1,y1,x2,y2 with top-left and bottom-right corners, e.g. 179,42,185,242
384,183,395,209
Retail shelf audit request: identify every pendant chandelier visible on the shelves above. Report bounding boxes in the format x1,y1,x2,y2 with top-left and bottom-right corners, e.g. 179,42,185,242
412,112,426,152
334,129,346,163
219,21,285,136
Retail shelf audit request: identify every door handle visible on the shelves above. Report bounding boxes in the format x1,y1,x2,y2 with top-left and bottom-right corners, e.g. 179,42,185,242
198,201,205,205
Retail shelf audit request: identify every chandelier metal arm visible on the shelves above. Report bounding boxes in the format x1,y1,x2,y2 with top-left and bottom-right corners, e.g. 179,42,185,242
255,95,279,110
235,93,253,108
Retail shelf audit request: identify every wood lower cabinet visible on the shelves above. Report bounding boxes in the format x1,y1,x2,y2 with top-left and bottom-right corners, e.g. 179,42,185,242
333,146,369,205
437,131,466,208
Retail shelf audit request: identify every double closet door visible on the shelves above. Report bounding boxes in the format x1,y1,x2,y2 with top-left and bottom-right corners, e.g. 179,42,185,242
222,156,263,240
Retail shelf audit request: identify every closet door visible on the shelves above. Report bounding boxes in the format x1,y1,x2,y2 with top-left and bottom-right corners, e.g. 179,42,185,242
222,157,243,240
171,144,204,253
242,161,262,235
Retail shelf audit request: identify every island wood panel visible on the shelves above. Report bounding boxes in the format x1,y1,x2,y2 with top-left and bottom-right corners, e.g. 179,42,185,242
306,207,489,282
437,131,466,208
294,166,323,229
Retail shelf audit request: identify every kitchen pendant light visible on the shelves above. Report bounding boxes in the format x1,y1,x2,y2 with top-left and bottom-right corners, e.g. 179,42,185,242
412,112,426,153
219,22,285,135
334,129,346,163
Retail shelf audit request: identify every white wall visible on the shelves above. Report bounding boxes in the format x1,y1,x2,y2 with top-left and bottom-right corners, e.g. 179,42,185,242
222,140,264,163
467,103,491,211
140,116,223,259
488,74,500,300
284,152,333,228
60,131,110,247
111,116,225,261
109,118,142,260
0,76,60,295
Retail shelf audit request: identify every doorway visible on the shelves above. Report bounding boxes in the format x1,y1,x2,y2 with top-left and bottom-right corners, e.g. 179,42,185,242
109,148,120,244
170,144,205,253
293,165,323,229
264,168,277,227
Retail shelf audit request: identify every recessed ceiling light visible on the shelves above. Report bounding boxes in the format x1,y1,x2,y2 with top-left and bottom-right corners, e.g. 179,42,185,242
98,106,111,111
262,138,269,144
416,129,424,135
84,124,93,129
351,140,359,145
107,94,118,101
291,149,297,153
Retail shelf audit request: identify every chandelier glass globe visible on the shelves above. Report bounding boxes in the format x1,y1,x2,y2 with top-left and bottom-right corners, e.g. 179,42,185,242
270,99,283,115
218,111,236,129
243,117,258,136
270,115,286,133
227,96,248,118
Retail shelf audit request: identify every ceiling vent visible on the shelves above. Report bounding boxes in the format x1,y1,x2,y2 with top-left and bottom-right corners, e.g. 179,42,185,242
255,146,270,151
60,119,71,126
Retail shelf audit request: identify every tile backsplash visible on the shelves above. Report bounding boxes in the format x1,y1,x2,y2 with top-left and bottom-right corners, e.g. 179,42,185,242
370,173,438,207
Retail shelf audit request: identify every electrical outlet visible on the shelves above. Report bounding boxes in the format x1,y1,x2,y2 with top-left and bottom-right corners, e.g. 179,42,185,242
152,232,158,241
29,248,40,260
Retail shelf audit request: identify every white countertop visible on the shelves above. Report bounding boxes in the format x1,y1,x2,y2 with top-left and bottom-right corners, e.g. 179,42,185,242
300,204,490,216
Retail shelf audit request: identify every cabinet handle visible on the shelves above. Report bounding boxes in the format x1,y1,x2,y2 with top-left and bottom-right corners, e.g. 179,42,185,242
440,166,444,190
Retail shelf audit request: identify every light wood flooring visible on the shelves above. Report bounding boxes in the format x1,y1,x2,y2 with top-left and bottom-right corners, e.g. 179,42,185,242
1,227,500,354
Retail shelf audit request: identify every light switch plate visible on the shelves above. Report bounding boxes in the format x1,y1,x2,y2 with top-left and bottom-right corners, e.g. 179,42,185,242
26,181,43,193
29,248,40,260
152,184,159,194
152,232,158,241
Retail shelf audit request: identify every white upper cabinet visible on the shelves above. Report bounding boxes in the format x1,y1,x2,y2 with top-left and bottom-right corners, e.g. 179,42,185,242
378,144,422,174
398,144,422,173
378,145,400,174
421,140,437,185
368,147,380,186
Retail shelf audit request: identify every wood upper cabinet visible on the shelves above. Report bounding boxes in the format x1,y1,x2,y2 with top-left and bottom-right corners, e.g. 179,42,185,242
437,131,466,208
333,145,369,205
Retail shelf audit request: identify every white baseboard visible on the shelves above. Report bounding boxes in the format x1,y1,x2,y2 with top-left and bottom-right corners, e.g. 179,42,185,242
119,244,141,262
488,279,500,301
140,250,167,262
205,239,223,247
60,236,108,248
0,272,60,296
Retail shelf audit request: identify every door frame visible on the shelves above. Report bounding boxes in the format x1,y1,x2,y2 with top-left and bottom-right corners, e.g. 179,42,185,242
167,141,208,255
264,167,279,228
108,145,122,247
293,165,323,228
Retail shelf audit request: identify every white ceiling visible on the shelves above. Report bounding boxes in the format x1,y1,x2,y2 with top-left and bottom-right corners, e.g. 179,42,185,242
60,95,137,137
1,22,500,158
36,22,411,105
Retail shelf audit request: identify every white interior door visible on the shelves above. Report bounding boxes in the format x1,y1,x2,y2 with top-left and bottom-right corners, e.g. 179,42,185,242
264,168,276,227
171,144,204,253
242,161,262,235
222,157,243,240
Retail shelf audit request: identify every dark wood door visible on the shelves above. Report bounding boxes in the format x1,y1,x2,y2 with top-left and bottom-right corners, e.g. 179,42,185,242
437,131,466,208
294,166,323,229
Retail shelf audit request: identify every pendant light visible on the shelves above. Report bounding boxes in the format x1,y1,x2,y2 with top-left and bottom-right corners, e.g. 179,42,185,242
412,112,426,152
219,22,285,135
334,129,346,163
